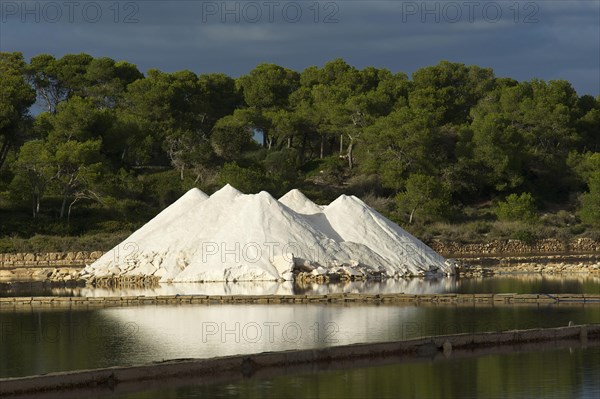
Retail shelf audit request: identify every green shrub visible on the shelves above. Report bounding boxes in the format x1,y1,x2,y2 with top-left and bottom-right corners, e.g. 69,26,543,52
569,224,587,235
316,156,347,185
495,193,538,224
578,172,600,227
511,229,537,244
474,221,492,234
141,170,187,208
586,229,600,241
395,174,451,224
361,193,394,214
263,149,300,193
218,162,271,194
0,232,129,253
347,174,382,197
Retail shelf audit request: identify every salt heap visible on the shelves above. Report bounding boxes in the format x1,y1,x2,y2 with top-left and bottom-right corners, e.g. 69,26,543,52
81,185,454,282
279,189,324,214
85,188,209,277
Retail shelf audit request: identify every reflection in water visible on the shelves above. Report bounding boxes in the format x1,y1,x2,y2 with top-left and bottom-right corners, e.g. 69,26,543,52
2,273,599,297
99,346,600,399
75,277,457,297
1,304,599,378
453,274,600,295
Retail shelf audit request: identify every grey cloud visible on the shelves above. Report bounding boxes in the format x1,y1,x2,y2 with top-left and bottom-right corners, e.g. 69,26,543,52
0,0,597,95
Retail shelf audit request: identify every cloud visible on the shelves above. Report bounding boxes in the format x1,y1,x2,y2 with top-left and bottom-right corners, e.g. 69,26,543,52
0,0,598,95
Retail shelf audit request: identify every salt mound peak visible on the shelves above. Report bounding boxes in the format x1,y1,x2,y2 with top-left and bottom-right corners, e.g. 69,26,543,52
185,187,209,200
279,189,323,215
83,185,453,283
326,194,364,210
324,193,447,275
210,183,243,201
81,187,209,278
129,187,208,235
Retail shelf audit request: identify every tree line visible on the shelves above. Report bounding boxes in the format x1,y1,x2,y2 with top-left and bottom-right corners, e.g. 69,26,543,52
1,52,599,236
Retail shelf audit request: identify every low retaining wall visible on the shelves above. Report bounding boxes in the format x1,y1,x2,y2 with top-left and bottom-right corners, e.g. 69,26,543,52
458,259,600,276
0,267,83,283
1,324,598,397
1,293,600,308
431,238,600,257
0,238,599,269
0,251,102,268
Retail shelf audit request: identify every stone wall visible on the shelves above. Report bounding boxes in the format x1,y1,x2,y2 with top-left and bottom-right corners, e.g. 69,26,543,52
0,267,83,283
0,251,104,268
431,238,600,257
0,237,598,268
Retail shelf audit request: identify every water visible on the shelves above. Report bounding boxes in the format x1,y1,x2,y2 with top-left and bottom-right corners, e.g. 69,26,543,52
1,303,599,378
1,272,599,398
2,273,600,297
98,345,600,399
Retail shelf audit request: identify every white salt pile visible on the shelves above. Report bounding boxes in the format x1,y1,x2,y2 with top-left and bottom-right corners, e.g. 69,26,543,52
81,185,455,282
279,189,324,214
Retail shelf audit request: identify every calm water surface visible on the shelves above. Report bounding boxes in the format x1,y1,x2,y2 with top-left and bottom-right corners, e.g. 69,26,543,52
1,303,599,378
98,345,600,399
1,272,599,398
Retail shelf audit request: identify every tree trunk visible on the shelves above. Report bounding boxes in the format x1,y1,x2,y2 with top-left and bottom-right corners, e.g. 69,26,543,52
180,164,185,181
347,141,354,169
32,194,37,219
409,207,416,224
287,136,292,149
300,132,308,162
0,138,10,171
60,192,68,219
340,134,344,155
320,136,325,159
67,198,78,224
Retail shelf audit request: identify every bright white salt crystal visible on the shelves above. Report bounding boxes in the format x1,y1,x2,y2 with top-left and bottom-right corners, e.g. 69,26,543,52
279,189,324,215
83,185,453,283
174,190,362,282
82,187,208,275
323,195,449,275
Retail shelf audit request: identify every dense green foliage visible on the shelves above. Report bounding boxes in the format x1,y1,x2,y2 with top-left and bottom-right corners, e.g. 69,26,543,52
0,53,599,251
495,193,538,224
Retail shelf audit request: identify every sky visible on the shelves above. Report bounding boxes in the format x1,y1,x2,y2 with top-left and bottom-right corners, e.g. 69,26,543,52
1,0,599,96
